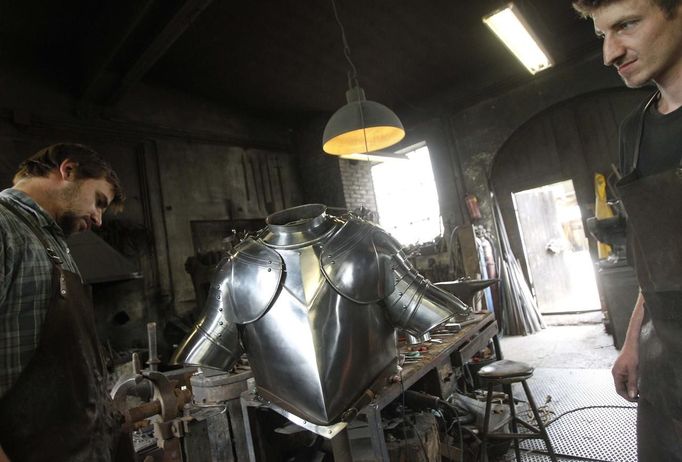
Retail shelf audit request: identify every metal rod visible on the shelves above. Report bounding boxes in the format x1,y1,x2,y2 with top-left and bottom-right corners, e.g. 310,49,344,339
147,322,161,371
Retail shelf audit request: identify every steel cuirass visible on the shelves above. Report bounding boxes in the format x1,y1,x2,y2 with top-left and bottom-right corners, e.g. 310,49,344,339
173,204,470,426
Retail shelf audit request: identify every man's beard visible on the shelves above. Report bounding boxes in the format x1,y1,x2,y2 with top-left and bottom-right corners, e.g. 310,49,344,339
57,212,82,237
56,181,84,237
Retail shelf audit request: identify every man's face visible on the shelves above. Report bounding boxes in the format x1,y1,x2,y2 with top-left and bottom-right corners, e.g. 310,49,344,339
593,0,682,88
56,177,114,237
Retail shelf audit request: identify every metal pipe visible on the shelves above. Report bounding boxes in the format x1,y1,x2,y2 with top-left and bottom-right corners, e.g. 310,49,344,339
147,322,161,371
129,400,162,423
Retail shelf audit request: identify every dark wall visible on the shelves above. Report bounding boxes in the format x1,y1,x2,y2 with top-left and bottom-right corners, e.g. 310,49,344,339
292,116,347,208
154,141,302,316
0,61,301,353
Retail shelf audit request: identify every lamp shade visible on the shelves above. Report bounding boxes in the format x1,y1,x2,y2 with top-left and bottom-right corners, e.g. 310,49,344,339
323,87,405,155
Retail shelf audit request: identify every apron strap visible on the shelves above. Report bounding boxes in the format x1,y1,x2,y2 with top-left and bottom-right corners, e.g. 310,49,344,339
0,200,65,267
631,91,660,172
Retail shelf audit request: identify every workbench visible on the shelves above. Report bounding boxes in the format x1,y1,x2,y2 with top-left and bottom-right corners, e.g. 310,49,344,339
360,311,498,461
240,311,499,461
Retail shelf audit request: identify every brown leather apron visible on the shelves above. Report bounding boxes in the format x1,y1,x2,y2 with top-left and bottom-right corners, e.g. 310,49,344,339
615,92,682,459
0,202,132,462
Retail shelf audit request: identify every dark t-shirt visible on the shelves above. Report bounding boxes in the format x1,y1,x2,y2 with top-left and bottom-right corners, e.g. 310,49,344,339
619,93,682,177
618,93,682,287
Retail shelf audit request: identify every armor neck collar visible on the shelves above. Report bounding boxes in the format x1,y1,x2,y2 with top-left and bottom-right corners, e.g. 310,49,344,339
263,204,337,247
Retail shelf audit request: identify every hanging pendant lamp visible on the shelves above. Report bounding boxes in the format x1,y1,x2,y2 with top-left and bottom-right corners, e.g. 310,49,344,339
323,86,405,155
322,0,405,156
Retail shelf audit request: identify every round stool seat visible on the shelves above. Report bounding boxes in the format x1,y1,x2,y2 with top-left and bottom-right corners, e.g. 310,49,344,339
478,359,534,381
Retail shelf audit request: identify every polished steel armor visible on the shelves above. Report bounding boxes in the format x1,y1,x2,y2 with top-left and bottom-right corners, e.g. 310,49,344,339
173,204,470,426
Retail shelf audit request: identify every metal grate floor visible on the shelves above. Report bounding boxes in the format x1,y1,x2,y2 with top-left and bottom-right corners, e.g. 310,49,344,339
501,368,637,462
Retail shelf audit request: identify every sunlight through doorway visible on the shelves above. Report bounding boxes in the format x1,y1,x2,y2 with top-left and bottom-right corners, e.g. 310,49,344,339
512,180,600,313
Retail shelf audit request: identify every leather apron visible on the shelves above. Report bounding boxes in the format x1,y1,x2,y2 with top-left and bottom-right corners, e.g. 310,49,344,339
615,92,682,457
0,202,131,462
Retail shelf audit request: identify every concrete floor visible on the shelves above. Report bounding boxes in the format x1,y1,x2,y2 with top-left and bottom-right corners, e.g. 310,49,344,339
498,312,620,369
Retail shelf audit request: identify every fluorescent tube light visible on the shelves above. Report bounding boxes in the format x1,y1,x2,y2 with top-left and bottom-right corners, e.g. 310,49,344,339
483,3,553,75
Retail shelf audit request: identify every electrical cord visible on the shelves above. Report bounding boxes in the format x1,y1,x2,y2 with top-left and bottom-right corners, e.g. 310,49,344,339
329,0,358,88
445,404,464,462
545,404,636,427
434,410,456,462
406,419,430,461
512,404,637,462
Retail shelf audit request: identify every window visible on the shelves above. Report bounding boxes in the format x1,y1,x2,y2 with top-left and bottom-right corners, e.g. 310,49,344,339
371,144,441,245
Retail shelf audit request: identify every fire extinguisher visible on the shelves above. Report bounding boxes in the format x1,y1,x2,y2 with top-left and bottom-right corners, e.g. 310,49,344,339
465,194,482,221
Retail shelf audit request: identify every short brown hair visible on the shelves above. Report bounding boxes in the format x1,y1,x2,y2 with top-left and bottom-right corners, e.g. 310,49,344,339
13,143,125,211
572,0,681,17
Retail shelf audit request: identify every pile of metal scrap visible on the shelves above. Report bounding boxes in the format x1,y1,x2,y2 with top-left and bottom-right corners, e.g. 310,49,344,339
491,193,545,335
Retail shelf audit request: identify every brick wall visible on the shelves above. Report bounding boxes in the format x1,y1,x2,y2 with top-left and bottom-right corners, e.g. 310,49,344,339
338,159,378,216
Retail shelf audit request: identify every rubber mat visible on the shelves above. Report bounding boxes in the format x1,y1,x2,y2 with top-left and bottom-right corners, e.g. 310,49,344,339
505,368,637,462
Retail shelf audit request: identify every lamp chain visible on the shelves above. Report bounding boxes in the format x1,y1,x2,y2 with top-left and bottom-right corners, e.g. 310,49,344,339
330,0,370,152
330,0,359,89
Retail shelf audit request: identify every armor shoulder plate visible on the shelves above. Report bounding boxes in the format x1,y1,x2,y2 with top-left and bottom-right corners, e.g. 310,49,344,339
384,252,470,335
213,237,284,324
320,219,397,303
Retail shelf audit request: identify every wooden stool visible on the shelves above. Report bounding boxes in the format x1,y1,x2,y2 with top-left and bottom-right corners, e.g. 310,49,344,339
477,359,558,462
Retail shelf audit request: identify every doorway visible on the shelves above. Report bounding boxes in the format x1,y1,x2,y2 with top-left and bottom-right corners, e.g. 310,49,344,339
512,179,600,314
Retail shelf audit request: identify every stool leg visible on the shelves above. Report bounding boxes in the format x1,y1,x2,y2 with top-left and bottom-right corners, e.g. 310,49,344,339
521,380,558,462
503,383,522,462
480,382,494,462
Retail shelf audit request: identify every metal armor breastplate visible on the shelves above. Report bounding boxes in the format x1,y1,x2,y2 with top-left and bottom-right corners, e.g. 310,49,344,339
173,204,470,426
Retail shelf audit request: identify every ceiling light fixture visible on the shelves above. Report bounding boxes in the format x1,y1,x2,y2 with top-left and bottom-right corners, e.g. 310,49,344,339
322,0,405,156
483,3,553,75
340,150,408,163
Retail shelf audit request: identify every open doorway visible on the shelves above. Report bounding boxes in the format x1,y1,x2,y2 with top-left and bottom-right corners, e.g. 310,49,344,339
512,179,600,314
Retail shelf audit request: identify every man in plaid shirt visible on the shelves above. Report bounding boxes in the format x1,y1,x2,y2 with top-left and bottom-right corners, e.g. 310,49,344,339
0,143,130,461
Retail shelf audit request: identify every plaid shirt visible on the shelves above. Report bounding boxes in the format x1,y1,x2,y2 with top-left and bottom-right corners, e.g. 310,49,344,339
0,188,79,398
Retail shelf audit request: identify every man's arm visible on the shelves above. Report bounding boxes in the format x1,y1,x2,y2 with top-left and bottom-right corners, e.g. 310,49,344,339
612,291,645,401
